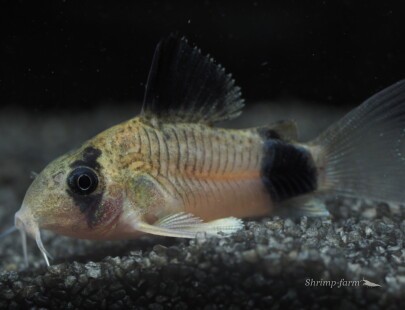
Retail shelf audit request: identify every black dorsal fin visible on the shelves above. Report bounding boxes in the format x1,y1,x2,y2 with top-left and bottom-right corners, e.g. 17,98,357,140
141,34,245,124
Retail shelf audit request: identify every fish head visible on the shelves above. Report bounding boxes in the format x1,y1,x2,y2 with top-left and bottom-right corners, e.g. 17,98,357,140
15,144,125,243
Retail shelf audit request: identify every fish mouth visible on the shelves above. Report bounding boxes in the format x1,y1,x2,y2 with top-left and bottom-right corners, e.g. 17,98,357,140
15,207,52,267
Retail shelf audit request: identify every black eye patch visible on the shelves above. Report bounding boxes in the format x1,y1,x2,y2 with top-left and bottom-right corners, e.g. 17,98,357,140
70,147,102,171
67,167,99,195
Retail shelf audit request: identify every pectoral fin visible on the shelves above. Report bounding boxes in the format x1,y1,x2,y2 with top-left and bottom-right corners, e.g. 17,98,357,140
135,212,244,239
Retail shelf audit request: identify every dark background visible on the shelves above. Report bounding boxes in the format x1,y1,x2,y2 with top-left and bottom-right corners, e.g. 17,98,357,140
0,0,404,112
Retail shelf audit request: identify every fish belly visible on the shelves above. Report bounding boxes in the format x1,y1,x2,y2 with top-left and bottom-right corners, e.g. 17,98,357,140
182,177,273,221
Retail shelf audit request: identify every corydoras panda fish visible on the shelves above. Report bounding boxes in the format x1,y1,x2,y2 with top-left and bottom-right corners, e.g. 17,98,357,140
1,35,405,266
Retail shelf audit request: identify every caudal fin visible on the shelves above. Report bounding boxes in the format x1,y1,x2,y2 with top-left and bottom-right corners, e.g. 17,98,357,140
312,80,405,204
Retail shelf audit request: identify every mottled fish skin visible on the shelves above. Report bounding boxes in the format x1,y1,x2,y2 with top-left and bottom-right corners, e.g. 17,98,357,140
104,118,272,223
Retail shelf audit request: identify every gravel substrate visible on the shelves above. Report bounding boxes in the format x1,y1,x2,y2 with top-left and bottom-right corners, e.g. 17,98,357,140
0,104,404,309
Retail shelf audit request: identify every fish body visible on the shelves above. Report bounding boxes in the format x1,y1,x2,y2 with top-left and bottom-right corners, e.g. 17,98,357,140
5,34,405,266
115,120,272,221
20,119,273,241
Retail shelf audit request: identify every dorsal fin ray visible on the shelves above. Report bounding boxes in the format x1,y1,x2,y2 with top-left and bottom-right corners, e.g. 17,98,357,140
141,34,245,124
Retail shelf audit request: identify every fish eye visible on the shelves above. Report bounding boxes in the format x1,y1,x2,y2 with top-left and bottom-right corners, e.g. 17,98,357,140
67,167,98,195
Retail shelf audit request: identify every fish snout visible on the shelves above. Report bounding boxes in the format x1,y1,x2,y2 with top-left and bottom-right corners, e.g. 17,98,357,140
18,173,61,230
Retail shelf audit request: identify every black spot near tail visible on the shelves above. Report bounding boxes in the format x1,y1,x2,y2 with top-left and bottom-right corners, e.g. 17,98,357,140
257,128,281,140
261,140,317,202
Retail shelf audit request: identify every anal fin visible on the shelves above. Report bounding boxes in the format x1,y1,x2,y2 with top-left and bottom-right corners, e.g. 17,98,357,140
275,193,330,218
135,212,244,239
